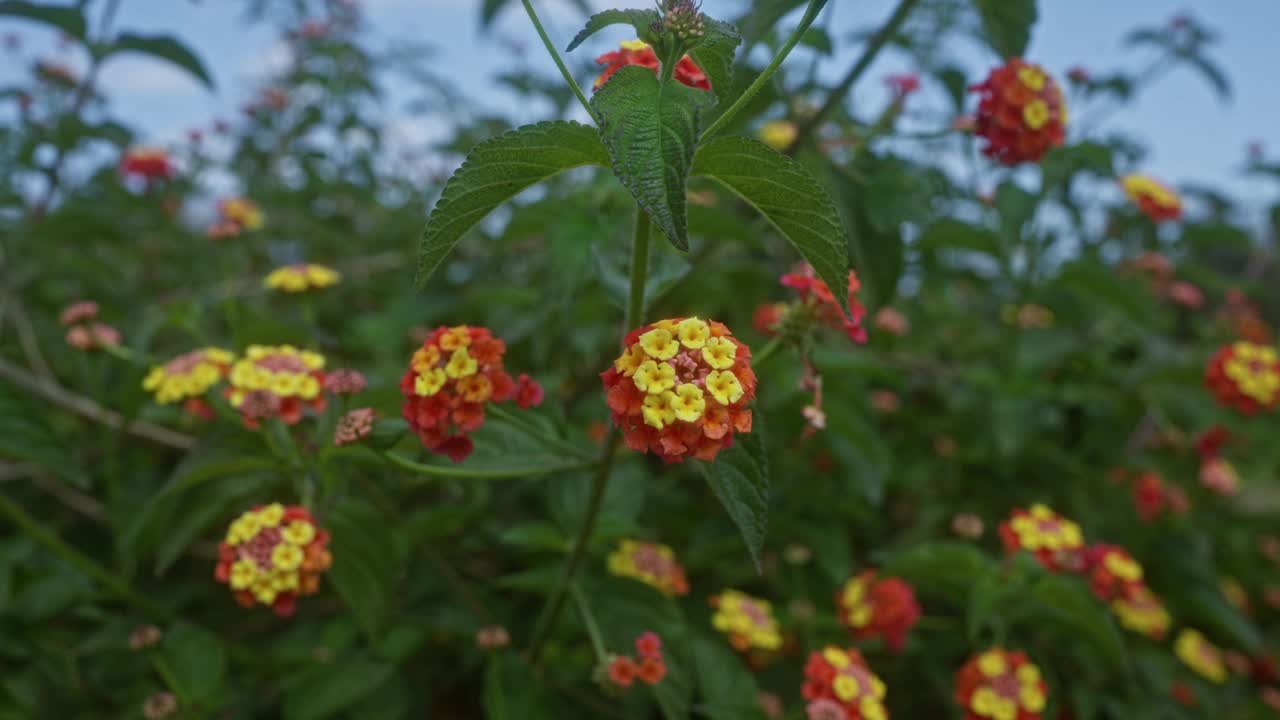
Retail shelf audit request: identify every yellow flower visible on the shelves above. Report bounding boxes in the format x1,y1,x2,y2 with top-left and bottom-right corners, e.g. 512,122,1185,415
1175,629,1227,683
1020,685,1046,713
282,520,316,546
672,383,706,422
1022,99,1049,130
458,374,494,402
264,264,340,292
229,559,258,590
642,391,677,430
759,120,798,151
271,544,304,571
415,368,447,396
676,317,711,349
977,651,1007,677
1017,65,1046,91
444,348,478,379
639,328,680,360
823,647,851,669
614,346,646,376
1104,552,1142,582
705,370,743,405
833,675,859,701
257,503,285,528
701,336,736,369
860,699,887,720
633,360,676,394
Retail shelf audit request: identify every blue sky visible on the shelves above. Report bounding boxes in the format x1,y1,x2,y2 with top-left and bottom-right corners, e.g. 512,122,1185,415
4,0,1278,214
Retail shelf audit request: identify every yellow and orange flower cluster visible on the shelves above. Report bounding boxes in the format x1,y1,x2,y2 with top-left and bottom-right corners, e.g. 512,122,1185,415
968,59,1066,165
710,589,782,652
602,317,756,463
399,325,541,463
1110,585,1171,640
1175,629,1228,683
836,571,920,653
208,197,265,238
593,40,709,91
264,263,341,293
1121,174,1182,223
1082,543,1171,639
607,540,689,596
1204,341,1280,414
954,649,1048,720
215,503,331,617
142,348,236,404
226,345,327,427
998,504,1085,572
802,647,889,720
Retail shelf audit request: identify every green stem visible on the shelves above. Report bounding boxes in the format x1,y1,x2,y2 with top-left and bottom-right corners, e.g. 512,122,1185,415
487,404,595,461
382,451,595,480
570,583,608,662
786,0,921,153
0,491,172,620
526,429,621,664
700,0,833,144
752,336,784,368
627,208,651,331
521,0,595,120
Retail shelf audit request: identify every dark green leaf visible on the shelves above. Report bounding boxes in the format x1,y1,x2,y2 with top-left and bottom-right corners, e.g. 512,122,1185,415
1029,575,1129,672
593,65,712,251
0,381,85,487
972,0,1037,59
699,431,769,571
565,9,660,52
882,541,995,596
415,121,608,286
106,33,215,90
691,632,765,720
282,655,395,720
692,135,850,316
483,652,559,720
1183,54,1231,101
161,622,226,706
687,18,742,105
0,1,85,42
918,219,1001,258
325,501,402,639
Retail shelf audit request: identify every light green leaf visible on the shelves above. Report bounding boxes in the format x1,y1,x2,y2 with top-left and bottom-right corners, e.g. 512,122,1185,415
972,0,1037,59
691,632,766,720
593,65,712,251
325,501,402,639
106,33,215,90
282,655,395,720
688,18,742,105
692,135,850,316
0,1,86,42
415,121,608,286
565,9,660,52
699,431,769,571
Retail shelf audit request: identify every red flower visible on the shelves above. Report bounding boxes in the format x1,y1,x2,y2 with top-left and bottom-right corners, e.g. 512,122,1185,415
1083,544,1145,602
607,656,637,688
635,631,662,659
1132,472,1168,522
1121,175,1182,223
594,40,709,91
885,73,920,97
602,317,756,463
836,571,920,653
515,373,545,409
1195,425,1230,459
120,146,175,180
1204,341,1280,414
637,656,667,685
954,648,1048,720
801,647,889,719
780,264,868,344
968,59,1067,165
998,504,1085,572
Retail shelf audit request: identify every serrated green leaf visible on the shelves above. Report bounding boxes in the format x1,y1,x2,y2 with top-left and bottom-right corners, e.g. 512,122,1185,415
973,0,1037,59
565,9,660,52
688,18,742,105
699,431,769,571
0,1,86,42
692,135,850,316
593,65,712,251
105,33,215,90
325,501,402,639
415,121,608,286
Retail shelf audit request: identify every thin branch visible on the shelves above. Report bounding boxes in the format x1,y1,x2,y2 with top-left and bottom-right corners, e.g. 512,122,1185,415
521,0,595,121
0,357,197,450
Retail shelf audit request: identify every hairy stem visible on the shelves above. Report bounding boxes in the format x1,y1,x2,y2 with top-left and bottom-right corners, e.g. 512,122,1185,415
700,0,832,143
627,208,651,330
786,0,921,154
521,0,595,121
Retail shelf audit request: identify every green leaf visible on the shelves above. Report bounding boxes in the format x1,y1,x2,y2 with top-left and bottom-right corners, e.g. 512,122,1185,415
918,219,1001,258
691,632,766,720
483,652,559,720
160,622,227,706
325,501,402,639
1054,261,1154,324
0,1,86,42
593,65,712,251
565,9,660,52
972,0,1037,59
282,654,395,720
156,453,279,500
698,431,769,571
687,18,742,105
882,541,995,596
693,135,850,316
994,180,1037,244
105,33,215,90
1183,53,1231,101
0,381,84,487
1029,575,1129,672
415,121,608,286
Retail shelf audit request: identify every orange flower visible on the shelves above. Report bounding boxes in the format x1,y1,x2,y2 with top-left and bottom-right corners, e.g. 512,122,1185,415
399,325,538,463
969,59,1067,165
1121,175,1182,223
779,264,868,343
226,345,327,427
1204,341,1280,414
215,197,265,234
600,631,667,690
214,503,331,617
836,571,920,653
594,40,710,91
998,504,1085,572
601,317,756,463
954,648,1048,720
1110,585,1171,640
801,647,889,720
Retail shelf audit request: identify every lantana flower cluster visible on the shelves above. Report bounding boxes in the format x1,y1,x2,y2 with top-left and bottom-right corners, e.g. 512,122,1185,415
594,40,709,91
208,197,265,238
1083,544,1171,639
60,300,121,351
710,589,782,652
399,325,542,463
1175,629,1228,684
264,263,341,293
143,347,236,404
227,345,328,426
802,646,889,720
954,649,1048,720
968,59,1066,165
602,631,668,690
757,264,868,344
1121,174,1182,223
119,146,175,180
602,317,755,463
214,503,331,617
998,504,1085,572
835,571,920,653
1204,341,1280,414
607,540,690,596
